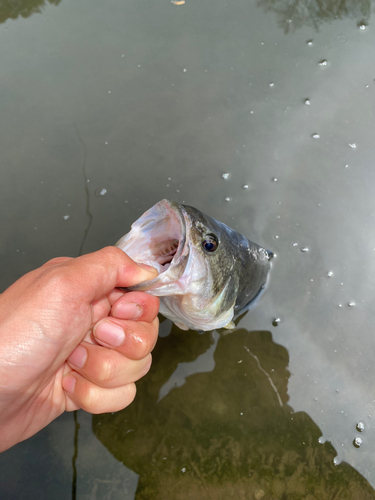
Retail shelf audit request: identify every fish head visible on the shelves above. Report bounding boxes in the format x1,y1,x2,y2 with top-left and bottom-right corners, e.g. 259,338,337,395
115,199,241,330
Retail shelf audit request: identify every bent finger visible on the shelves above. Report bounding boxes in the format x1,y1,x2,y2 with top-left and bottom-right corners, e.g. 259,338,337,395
93,316,159,360
62,372,137,413
110,291,160,323
66,342,152,388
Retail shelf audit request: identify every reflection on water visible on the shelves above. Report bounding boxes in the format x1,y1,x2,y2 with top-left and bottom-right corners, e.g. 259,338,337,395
0,0,61,24
93,327,374,499
258,0,372,32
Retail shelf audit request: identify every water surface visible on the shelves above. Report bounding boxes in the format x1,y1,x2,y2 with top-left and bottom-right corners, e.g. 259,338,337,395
0,0,375,498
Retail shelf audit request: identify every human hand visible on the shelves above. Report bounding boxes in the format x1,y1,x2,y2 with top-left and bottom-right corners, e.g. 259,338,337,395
0,247,159,453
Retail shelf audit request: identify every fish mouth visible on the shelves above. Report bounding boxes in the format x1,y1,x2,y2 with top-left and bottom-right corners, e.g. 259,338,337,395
115,199,188,289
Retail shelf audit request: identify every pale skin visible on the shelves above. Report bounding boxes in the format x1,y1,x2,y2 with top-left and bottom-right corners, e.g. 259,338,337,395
0,246,159,453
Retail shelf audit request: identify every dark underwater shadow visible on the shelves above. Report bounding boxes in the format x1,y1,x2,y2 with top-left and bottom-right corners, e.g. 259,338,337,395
257,0,373,33
93,326,375,500
0,0,61,24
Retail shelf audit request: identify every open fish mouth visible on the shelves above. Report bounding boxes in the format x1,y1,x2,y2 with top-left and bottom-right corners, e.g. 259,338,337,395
115,199,188,285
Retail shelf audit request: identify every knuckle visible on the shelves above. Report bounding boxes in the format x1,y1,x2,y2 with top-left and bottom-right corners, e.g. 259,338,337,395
128,326,151,358
78,384,100,412
76,382,137,414
98,246,123,262
44,257,72,266
147,295,160,317
39,267,74,295
124,383,137,406
96,357,117,385
124,319,159,358
150,318,160,344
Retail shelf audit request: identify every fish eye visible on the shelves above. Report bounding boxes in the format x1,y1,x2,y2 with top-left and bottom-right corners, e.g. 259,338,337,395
202,234,219,253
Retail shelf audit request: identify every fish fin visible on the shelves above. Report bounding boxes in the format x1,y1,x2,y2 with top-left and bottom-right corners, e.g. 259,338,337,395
174,321,190,331
223,321,236,329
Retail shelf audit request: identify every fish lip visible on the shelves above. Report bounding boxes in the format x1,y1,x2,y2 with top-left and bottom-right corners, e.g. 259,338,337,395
162,199,187,269
117,199,189,290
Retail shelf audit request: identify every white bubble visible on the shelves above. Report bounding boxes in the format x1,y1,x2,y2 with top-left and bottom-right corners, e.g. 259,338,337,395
224,197,231,202
312,133,320,139
356,422,365,432
307,39,314,46
181,467,186,473
63,215,70,220
222,173,230,180
353,437,363,448
304,98,311,105
243,184,249,189
269,82,274,87
327,271,333,277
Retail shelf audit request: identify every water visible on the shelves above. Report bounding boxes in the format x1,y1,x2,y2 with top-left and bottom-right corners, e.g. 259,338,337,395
1,0,375,498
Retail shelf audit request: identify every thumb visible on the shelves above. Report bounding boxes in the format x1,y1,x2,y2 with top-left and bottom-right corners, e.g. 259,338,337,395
58,247,158,304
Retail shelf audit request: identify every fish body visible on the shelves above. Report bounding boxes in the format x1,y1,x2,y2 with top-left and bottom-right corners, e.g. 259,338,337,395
116,199,272,331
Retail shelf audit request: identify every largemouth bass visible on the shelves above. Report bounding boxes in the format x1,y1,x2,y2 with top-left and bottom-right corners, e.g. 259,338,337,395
116,199,272,331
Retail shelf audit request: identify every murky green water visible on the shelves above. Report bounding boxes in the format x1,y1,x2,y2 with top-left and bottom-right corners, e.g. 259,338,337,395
1,0,375,498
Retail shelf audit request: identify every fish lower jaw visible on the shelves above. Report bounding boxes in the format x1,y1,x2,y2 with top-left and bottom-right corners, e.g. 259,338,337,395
159,300,235,332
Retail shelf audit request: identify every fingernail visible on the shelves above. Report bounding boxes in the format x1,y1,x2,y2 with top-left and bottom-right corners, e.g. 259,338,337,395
113,302,143,320
94,320,125,347
138,263,158,275
67,345,87,369
62,375,76,394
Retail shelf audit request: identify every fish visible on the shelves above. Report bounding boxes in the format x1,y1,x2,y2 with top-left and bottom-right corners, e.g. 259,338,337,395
115,199,272,331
